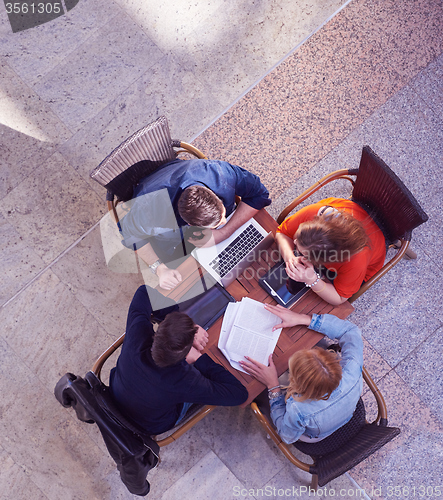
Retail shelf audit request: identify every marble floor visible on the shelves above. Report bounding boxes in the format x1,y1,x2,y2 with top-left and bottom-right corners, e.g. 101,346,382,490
1,0,442,499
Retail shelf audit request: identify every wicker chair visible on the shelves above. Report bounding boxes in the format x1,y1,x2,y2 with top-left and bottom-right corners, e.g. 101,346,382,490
90,116,207,272
277,146,428,302
90,115,207,224
251,366,400,488
55,333,215,496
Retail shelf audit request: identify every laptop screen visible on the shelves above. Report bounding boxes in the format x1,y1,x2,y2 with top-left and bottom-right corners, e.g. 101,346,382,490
191,217,272,286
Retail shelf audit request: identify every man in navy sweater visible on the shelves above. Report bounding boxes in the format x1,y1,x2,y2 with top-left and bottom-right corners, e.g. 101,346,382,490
110,285,248,435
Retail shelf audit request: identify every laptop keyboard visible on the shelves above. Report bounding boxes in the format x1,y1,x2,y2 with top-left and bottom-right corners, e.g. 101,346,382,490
209,224,264,277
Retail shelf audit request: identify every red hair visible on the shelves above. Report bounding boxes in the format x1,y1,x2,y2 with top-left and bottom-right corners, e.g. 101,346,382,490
285,348,342,402
295,212,369,265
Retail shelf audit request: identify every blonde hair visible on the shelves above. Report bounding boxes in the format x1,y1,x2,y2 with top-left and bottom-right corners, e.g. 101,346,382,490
285,348,342,402
295,212,369,265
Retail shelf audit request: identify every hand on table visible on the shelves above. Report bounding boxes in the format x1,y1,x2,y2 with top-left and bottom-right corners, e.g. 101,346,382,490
239,354,279,389
156,264,182,290
264,303,312,330
193,325,209,351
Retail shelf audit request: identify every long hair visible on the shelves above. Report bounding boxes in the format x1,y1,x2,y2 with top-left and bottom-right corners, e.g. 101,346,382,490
151,312,197,368
295,212,369,265
177,186,224,227
285,348,342,402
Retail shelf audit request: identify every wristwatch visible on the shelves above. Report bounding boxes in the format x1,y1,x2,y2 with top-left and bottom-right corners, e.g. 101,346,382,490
148,259,162,275
268,390,282,400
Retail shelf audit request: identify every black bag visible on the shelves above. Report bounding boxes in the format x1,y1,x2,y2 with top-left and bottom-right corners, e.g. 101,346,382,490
55,371,160,496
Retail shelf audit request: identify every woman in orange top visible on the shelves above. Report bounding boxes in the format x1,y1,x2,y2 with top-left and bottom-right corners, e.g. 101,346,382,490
276,198,386,305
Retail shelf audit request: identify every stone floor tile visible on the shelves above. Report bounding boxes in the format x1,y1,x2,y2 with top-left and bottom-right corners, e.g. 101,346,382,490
0,0,122,86
51,223,147,338
3,395,117,500
112,0,223,52
0,447,48,500
395,326,443,427
58,51,224,193
0,63,72,197
195,405,287,489
33,14,164,133
160,451,242,500
0,270,114,391
0,337,116,500
0,152,105,265
410,52,443,120
147,427,214,499
349,370,443,498
264,465,368,499
1,0,442,498
349,250,443,367
177,0,347,110
0,214,46,307
192,8,407,200
361,336,393,385
267,146,358,221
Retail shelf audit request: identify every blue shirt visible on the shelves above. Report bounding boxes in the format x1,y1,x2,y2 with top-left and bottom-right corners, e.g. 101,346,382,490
118,158,271,251
270,314,363,444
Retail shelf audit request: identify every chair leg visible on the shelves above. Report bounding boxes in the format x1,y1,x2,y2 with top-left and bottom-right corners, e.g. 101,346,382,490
403,247,417,260
310,474,318,490
391,240,417,260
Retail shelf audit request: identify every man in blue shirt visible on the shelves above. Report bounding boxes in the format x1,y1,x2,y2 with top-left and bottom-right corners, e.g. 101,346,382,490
118,158,271,290
109,285,248,435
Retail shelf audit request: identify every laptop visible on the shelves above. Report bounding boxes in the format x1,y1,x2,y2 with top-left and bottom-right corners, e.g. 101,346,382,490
191,216,273,287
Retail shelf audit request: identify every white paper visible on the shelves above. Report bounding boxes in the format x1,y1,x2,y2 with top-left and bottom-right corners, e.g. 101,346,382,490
218,298,282,373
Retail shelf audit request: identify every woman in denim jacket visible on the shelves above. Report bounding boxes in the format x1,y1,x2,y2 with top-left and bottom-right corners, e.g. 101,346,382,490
240,304,363,444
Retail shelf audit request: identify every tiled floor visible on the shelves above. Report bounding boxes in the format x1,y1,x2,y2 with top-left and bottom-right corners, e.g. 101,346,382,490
1,0,442,499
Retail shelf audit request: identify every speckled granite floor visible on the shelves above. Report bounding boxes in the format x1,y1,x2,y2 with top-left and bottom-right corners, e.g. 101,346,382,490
1,0,442,499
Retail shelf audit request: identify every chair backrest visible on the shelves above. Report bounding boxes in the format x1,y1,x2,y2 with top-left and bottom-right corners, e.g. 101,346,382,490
293,397,366,458
352,146,428,242
90,116,177,202
293,396,400,487
311,423,400,487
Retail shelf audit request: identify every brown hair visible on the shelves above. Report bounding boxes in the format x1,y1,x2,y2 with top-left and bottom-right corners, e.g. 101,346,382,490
177,186,224,227
151,312,198,368
285,348,342,402
295,212,369,265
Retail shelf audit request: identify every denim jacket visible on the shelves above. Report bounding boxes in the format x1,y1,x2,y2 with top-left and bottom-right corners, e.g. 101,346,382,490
270,314,363,444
